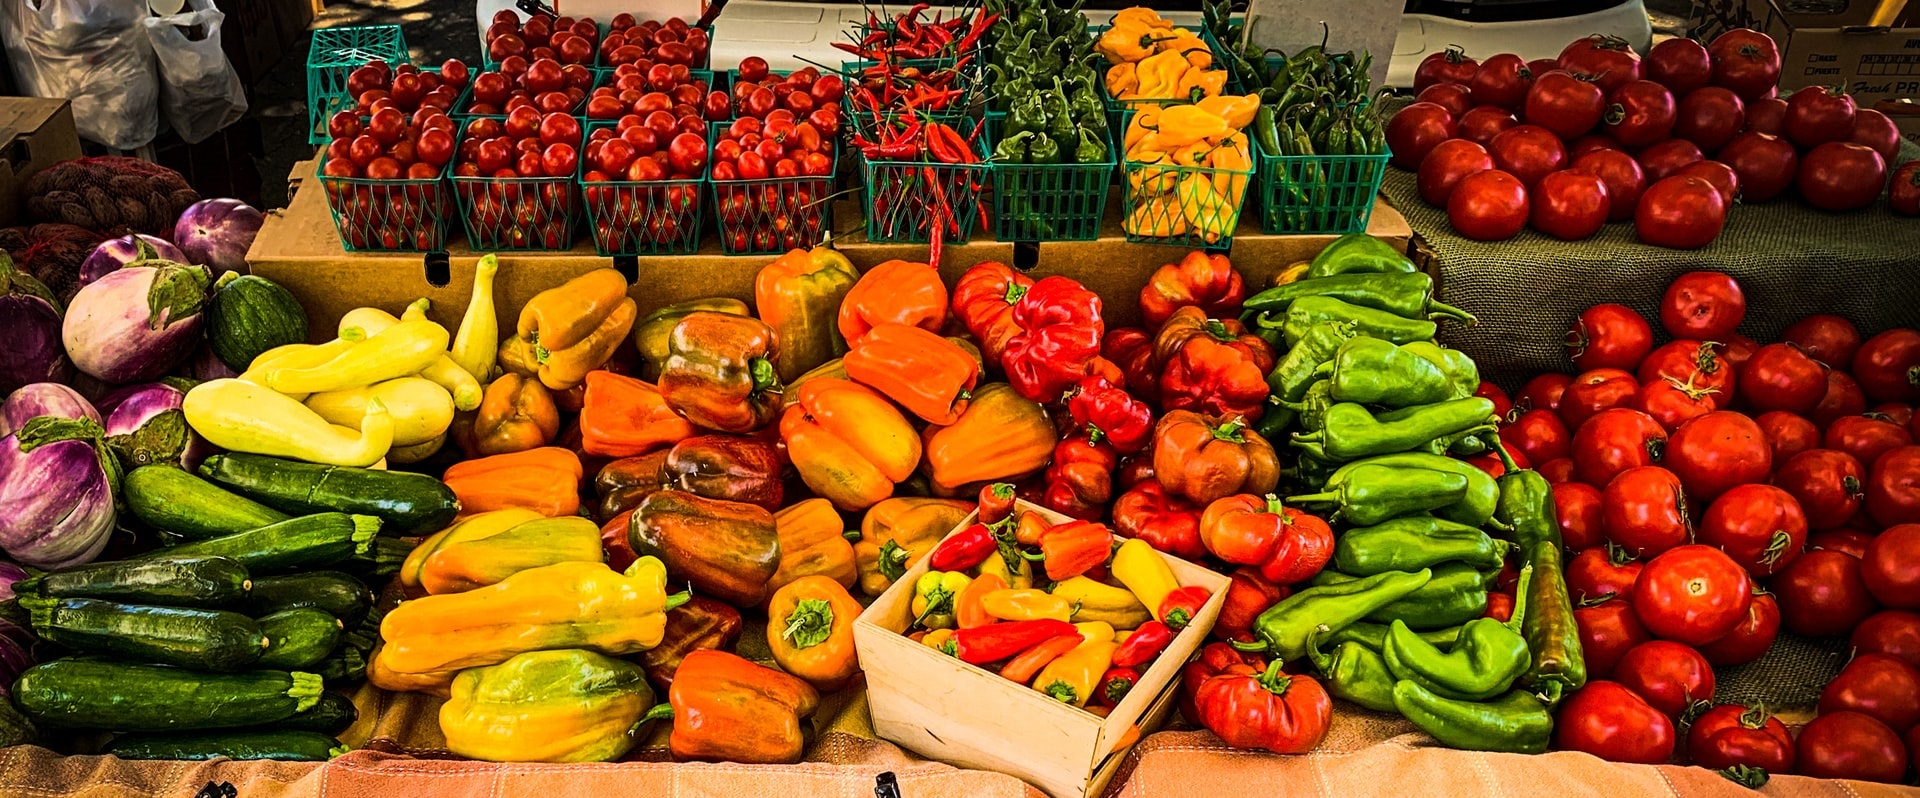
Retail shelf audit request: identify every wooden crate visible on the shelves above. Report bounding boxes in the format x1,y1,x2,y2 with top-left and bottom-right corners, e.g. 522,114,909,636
852,501,1230,798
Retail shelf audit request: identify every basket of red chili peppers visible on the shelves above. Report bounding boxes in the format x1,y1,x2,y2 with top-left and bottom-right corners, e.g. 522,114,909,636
840,3,996,67
853,113,988,264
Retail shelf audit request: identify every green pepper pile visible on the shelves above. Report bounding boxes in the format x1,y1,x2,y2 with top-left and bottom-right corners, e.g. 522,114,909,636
1228,233,1587,755
983,0,1110,166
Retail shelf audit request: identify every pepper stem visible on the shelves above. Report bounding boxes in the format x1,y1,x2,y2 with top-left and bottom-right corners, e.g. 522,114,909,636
640,703,675,723
1492,434,1520,474
1285,491,1336,506
1229,638,1268,653
781,598,836,649
1264,494,1287,517
665,590,692,612
1003,281,1028,305
1210,419,1247,442
1255,659,1292,695
751,357,784,395
1506,565,1533,633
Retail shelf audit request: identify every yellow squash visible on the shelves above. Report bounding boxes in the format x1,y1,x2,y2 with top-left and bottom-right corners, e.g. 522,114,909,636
304,376,454,447
450,253,501,383
237,331,363,402
183,378,392,467
339,302,482,411
265,318,450,395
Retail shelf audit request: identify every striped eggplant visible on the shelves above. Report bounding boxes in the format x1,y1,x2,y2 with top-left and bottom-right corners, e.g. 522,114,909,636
0,254,69,396
0,384,98,438
0,418,118,569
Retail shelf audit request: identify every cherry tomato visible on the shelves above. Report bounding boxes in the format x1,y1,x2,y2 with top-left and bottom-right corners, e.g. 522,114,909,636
1416,139,1494,207
1413,46,1478,92
1783,85,1857,149
537,112,581,148
1687,703,1794,773
1487,124,1567,188
1555,482,1606,550
1716,131,1797,202
1555,680,1675,764
1560,34,1643,93
1446,169,1529,241
1576,595,1654,679
1517,372,1574,414
1855,330,1920,404
1574,408,1668,487
810,73,845,106
364,156,404,180
1635,175,1726,249
1891,161,1920,217
1614,640,1715,720
1636,375,1720,432
1568,544,1645,602
738,55,770,84
1468,53,1534,110
347,134,383,168
1798,141,1887,212
1864,524,1920,608
1848,108,1903,164
1525,71,1606,140
1708,29,1782,101
1602,80,1677,148
1699,591,1780,666
1415,82,1472,118
1604,466,1692,558
1798,711,1909,783
1667,411,1771,501
1774,549,1879,637
1530,170,1609,240
1456,106,1519,146
1646,37,1713,95
1854,610,1920,667
1386,102,1456,170
1569,149,1646,222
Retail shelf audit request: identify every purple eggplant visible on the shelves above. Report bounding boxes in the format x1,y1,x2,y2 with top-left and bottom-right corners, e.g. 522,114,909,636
0,562,23,602
0,253,71,396
0,417,117,569
98,382,212,469
62,258,210,384
0,383,100,438
173,199,263,277
184,342,238,382
78,235,186,290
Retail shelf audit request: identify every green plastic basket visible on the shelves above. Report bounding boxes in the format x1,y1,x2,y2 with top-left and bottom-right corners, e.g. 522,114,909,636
858,118,989,245
707,123,835,255
1254,142,1391,235
315,149,452,252
307,25,410,144
576,122,704,256
984,113,1115,242
451,120,581,251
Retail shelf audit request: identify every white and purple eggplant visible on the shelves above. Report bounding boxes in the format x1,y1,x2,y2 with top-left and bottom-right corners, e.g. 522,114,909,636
173,198,263,277
0,384,99,438
98,381,212,469
62,257,210,384
0,417,118,569
0,254,71,396
78,235,186,290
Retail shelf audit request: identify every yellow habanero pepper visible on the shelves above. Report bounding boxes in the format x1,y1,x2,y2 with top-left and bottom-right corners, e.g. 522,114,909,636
1177,68,1229,102
1105,62,1140,98
1097,24,1155,65
1160,30,1213,70
1053,577,1152,629
1197,95,1261,131
1124,106,1161,153
1135,49,1191,99
1170,140,1216,168
1178,174,1238,243
1112,7,1172,31
981,588,1074,623
1124,193,1189,239
912,571,972,629
1033,629,1118,706
1128,152,1181,195
1155,105,1232,149
1207,133,1255,195
1111,538,1181,621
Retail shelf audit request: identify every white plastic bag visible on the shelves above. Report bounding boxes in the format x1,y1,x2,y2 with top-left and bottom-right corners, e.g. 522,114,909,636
142,0,247,144
0,0,160,151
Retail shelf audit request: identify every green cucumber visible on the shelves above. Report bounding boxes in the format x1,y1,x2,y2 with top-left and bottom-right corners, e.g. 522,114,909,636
241,571,372,623
23,597,268,671
19,556,251,607
138,513,379,574
199,453,459,534
272,691,358,735
124,465,290,540
14,659,322,731
206,273,310,373
256,608,342,670
107,729,345,762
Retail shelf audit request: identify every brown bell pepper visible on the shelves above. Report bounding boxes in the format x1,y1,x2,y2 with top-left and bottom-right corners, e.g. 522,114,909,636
633,298,751,379
1153,307,1277,422
950,261,1035,368
502,269,638,390
579,370,697,458
770,498,858,593
658,312,786,433
779,377,921,511
651,649,820,764
756,247,860,382
442,447,584,518
637,595,744,691
629,490,781,607
921,382,1055,493
853,497,976,596
842,323,980,426
600,511,639,572
836,259,948,347
593,451,670,524
661,434,785,511
1042,435,1120,521
471,373,561,456
766,575,863,691
1152,410,1281,505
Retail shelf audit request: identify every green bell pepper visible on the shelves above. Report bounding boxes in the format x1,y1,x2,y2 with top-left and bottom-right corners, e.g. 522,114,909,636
1288,464,1471,527
1242,272,1474,324
1291,398,1500,462
1308,626,1398,713
1311,337,1465,407
1326,621,1462,652
1332,514,1510,576
1392,682,1553,754
1306,234,1417,278
1519,540,1587,707
1323,453,1506,529
1231,569,1433,661
1381,566,1532,701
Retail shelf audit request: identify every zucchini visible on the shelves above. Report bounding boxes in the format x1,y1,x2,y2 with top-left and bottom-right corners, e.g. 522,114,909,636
139,513,379,574
273,690,358,735
107,729,345,762
124,465,290,540
23,597,268,671
19,556,251,607
206,273,310,373
313,642,368,683
241,571,372,623
14,659,322,731
199,453,460,534
342,535,414,580
256,608,342,670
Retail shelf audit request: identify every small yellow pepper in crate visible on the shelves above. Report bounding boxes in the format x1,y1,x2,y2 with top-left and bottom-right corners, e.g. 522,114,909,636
1120,98,1258,248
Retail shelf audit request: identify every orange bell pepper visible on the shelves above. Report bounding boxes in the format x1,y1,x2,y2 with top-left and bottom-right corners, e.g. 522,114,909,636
501,269,637,391
471,373,560,456
655,650,820,764
852,497,976,596
1153,410,1282,505
1039,521,1114,581
843,323,980,426
779,377,921,511
770,498,859,593
755,246,860,382
920,382,1055,492
579,370,697,458
765,575,863,691
836,259,948,346
442,447,584,518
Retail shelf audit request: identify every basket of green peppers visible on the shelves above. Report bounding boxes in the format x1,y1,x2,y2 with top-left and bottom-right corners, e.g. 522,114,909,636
982,0,1115,241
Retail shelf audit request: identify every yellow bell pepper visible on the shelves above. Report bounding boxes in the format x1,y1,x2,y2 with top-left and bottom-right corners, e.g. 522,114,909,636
440,648,654,763
1033,630,1118,706
1177,68,1229,101
854,498,976,596
1178,173,1238,243
1124,193,1189,239
976,548,1033,589
982,588,1074,623
1197,95,1261,131
912,570,972,629
1135,49,1190,99
1111,538,1180,621
402,508,546,590
183,379,392,467
1155,105,1232,149
1105,62,1139,97
418,516,606,595
264,318,449,395
1125,106,1161,153
1053,576,1152,629
501,269,638,391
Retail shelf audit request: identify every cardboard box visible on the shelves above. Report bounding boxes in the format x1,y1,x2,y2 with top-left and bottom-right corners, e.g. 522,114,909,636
852,501,1230,798
1692,0,1920,112
0,99,83,227
250,159,1415,335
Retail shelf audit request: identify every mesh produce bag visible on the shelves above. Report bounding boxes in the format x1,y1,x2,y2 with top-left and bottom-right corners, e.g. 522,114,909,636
0,222,106,301
22,156,200,238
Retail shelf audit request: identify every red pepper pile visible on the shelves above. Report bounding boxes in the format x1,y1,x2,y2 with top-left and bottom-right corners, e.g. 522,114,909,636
835,3,997,62
854,113,984,266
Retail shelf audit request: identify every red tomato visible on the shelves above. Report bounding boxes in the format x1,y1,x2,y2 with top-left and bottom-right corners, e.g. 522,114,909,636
1560,35,1644,93
1708,29,1782,100
1672,87,1746,154
1783,314,1863,369
1824,652,1920,733
1736,343,1827,415
1604,466,1692,558
1577,595,1655,679
1855,330,1920,404
1699,484,1808,577
1568,132,1622,159
1687,703,1795,773
1507,408,1574,464
1808,372,1872,430
1886,404,1920,428
1645,38,1713,95
1602,80,1677,148
1562,368,1641,430
1716,131,1798,202
810,73,845,106
738,55,770,84
1416,139,1494,207
1744,95,1788,134
1554,680,1675,764
537,112,581,148
1854,610,1920,667
1775,449,1867,530
1672,160,1739,205
1540,457,1578,484
1798,141,1888,211
1755,410,1819,463
1456,106,1519,146
1566,304,1653,372
1413,46,1478,92
1666,411,1772,501
1812,528,1875,558
1774,549,1879,637
415,127,454,167
1529,170,1610,240
1636,375,1721,432
1783,85,1858,149
364,156,404,180
1865,524,1920,608
1828,414,1914,470
1798,711,1908,782
1555,482,1606,550
1635,175,1726,249
1476,382,1514,419
1849,108,1902,164
347,134,383,168
367,107,406,146
1574,408,1669,487
1699,591,1780,666
1387,102,1457,170
1517,372,1575,413
1569,149,1647,222
1446,169,1529,241
1524,71,1606,140
1568,545,1645,602
1414,83,1472,118
1891,161,1920,216
1633,544,1754,645
1659,271,1746,343
539,142,577,178
1468,53,1534,110
1614,640,1715,719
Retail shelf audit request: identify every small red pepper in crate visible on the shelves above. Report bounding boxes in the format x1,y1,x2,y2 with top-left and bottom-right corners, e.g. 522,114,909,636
1042,435,1119,521
1259,509,1335,586
1159,585,1214,631
1036,521,1113,581
1112,620,1175,669
1097,666,1143,707
926,521,1000,572
1066,376,1153,454
1003,276,1106,405
977,483,1017,526
1216,567,1288,641
1139,251,1248,331
944,619,1076,665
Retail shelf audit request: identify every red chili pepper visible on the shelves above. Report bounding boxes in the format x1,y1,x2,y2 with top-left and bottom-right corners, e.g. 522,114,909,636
978,483,1017,526
1096,666,1142,707
945,619,1075,665
1160,585,1214,631
1112,620,1175,668
927,521,998,572
1066,375,1153,453
832,41,867,56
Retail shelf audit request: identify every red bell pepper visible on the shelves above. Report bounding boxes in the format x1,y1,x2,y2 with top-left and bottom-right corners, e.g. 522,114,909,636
1160,585,1214,631
1102,327,1160,401
1097,666,1143,707
1193,660,1333,754
1116,454,1158,492
1197,493,1288,566
1037,520,1112,581
1111,481,1206,561
1259,507,1335,585
1003,276,1104,404
1155,308,1276,421
950,261,1034,368
1112,620,1174,668
1066,375,1153,454
927,521,1000,572
1139,251,1247,331
1216,567,1287,641
1041,435,1119,521
1179,642,1265,725
978,482,1017,526
946,619,1075,664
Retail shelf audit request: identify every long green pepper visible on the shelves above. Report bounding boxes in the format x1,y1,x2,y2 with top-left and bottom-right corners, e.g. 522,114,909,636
1392,682,1554,754
1288,464,1470,527
1243,272,1475,324
1520,541,1587,707
1232,568,1433,661
1308,626,1399,713
1323,453,1507,529
1291,397,1499,462
1257,321,1358,439
1332,514,1510,576
1310,337,1466,407
1381,566,1533,701
1314,563,1494,630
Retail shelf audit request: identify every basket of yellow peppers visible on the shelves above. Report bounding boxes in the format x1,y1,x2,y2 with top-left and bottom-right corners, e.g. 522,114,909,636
1120,94,1259,248
1097,7,1230,116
